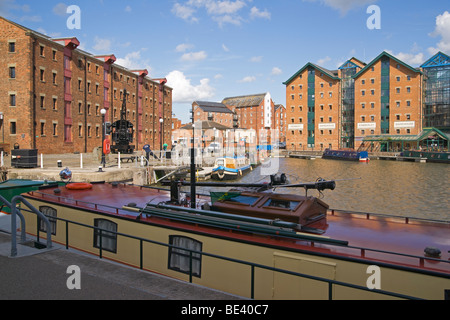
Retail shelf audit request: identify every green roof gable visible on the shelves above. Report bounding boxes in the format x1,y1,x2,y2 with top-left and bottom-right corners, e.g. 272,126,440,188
353,51,422,79
283,62,340,86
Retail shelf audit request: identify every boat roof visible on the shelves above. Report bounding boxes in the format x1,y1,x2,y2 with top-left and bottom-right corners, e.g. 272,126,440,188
23,182,450,276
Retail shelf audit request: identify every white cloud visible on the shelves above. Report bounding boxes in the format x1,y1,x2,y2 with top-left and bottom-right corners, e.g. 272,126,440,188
238,76,256,83
250,7,271,20
0,0,33,16
181,51,207,61
172,0,258,27
166,70,215,103
92,37,112,52
125,5,132,13
116,50,152,72
304,0,377,15
317,56,331,66
271,67,282,76
428,11,450,55
172,3,198,23
19,15,42,22
176,43,194,52
213,14,243,27
250,56,263,63
53,3,68,16
386,51,425,66
205,0,246,15
222,44,230,52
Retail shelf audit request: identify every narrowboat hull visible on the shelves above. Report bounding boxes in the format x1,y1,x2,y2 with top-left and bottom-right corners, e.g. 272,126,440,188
211,165,252,180
11,182,450,300
323,150,370,162
401,150,450,163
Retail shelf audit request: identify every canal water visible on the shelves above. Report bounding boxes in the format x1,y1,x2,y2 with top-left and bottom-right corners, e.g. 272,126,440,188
199,158,450,221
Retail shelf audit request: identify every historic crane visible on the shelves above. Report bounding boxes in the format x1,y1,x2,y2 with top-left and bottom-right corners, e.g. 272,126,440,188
111,89,135,154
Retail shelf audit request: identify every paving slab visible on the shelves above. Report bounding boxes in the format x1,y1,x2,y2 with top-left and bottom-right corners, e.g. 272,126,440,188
0,232,244,300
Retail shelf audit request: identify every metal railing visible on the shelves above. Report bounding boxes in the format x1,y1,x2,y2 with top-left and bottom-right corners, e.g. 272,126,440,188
29,212,427,300
26,188,450,273
0,194,52,257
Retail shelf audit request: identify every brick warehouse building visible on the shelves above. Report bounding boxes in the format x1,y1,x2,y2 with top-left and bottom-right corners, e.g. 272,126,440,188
284,63,341,151
190,93,286,145
284,51,450,152
0,17,172,154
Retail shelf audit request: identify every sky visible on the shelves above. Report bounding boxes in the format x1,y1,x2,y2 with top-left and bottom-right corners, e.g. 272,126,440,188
1,0,450,123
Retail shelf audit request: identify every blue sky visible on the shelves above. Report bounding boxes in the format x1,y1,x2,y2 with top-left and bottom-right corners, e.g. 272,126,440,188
1,0,450,123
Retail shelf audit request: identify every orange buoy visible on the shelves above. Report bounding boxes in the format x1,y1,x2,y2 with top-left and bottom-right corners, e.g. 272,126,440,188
66,183,93,190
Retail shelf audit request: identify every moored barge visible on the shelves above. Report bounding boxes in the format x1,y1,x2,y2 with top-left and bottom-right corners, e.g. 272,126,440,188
322,149,370,162
6,180,450,300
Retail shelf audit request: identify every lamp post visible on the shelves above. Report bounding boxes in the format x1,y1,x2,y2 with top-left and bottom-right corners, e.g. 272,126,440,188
101,108,107,168
0,112,4,144
159,117,164,158
159,118,164,150
191,123,196,209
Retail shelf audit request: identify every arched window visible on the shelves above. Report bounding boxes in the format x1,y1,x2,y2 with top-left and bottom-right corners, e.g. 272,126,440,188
168,236,202,278
94,219,117,253
39,206,57,235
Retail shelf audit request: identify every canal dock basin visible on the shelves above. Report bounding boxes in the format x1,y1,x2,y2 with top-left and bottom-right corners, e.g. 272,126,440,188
0,151,215,184
1,148,447,185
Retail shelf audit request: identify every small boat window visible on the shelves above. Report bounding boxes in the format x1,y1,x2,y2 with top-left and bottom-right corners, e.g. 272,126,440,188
168,236,202,278
226,195,260,205
211,192,260,206
263,199,300,211
39,206,57,235
94,219,118,253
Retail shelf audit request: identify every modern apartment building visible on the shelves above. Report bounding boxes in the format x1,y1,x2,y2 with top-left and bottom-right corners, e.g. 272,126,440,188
0,17,172,154
284,51,450,152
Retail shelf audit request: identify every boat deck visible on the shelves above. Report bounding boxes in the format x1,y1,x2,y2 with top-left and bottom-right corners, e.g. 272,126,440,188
24,182,450,275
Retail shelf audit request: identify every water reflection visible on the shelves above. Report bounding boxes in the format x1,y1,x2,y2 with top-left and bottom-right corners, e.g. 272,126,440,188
197,158,450,221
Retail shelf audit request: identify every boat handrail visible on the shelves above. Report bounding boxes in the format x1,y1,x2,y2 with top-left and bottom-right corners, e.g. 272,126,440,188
330,208,450,226
32,213,425,300
10,195,52,257
23,190,450,272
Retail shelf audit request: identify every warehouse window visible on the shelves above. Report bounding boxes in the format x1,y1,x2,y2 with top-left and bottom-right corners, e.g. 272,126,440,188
9,67,16,79
10,122,17,135
8,42,15,53
168,236,202,278
10,94,16,107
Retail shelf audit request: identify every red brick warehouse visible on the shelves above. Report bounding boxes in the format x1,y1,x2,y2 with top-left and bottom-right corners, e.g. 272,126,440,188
0,17,173,154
